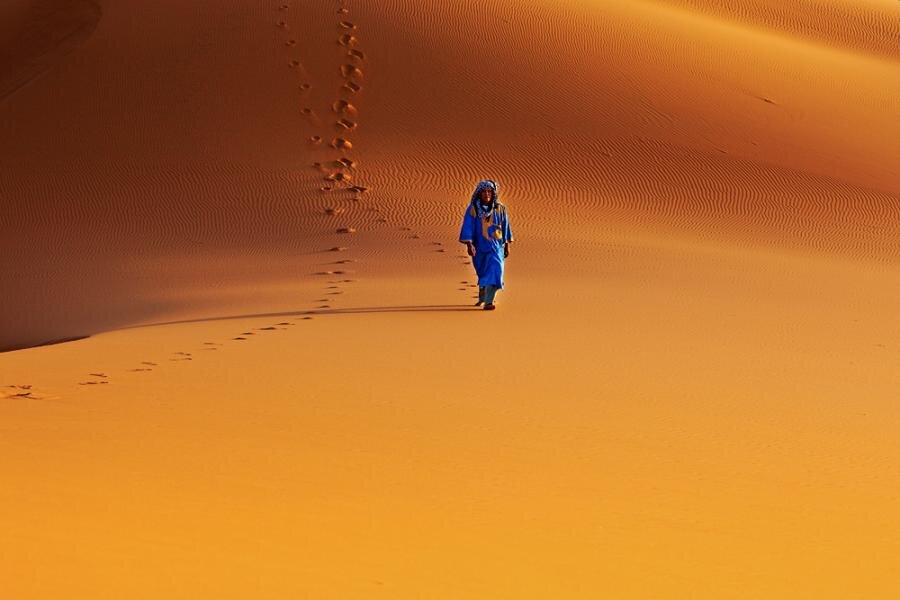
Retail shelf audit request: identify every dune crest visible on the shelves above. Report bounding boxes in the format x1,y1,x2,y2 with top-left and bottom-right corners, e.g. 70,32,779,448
0,0,101,101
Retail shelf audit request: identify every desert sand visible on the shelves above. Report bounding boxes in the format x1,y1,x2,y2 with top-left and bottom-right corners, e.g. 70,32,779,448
1,0,898,597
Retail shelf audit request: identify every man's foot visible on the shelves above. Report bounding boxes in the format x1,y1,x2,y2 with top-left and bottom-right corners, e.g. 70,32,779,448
483,303,496,311
474,300,484,306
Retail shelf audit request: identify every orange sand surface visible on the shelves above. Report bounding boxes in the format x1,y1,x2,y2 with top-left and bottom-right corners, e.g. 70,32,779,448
1,0,898,597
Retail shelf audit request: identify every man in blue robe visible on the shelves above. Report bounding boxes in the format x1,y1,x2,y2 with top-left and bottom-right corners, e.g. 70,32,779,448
458,180,513,310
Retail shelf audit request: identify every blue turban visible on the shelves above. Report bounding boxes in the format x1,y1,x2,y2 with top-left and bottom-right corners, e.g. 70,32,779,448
470,180,499,216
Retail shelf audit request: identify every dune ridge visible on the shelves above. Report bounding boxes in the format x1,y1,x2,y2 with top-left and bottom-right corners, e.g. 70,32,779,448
0,0,101,100
648,0,900,60
3,0,898,351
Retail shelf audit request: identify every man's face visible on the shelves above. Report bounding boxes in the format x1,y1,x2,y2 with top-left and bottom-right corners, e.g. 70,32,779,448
479,188,492,203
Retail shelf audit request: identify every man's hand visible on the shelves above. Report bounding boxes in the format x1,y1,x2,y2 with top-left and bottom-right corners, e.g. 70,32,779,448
466,242,476,257
503,243,509,258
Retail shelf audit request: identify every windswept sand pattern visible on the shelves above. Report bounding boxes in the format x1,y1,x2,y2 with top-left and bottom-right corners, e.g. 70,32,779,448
2,0,897,354
363,137,900,261
350,0,898,255
652,0,900,60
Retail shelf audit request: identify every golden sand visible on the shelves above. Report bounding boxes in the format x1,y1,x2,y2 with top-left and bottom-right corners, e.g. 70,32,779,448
1,0,898,597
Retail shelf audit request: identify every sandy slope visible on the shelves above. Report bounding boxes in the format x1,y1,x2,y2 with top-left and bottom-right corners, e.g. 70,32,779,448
1,0,899,597
1,0,898,351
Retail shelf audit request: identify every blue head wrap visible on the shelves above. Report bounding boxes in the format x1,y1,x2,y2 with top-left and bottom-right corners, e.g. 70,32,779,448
471,180,499,217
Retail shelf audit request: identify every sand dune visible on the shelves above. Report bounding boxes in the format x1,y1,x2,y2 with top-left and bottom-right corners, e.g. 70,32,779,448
651,0,900,59
1,0,899,596
2,0,898,350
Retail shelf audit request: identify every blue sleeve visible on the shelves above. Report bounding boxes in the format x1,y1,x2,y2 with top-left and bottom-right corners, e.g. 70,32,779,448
504,210,513,243
459,206,476,242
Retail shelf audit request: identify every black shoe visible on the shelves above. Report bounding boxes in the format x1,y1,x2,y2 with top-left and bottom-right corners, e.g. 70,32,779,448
483,303,496,311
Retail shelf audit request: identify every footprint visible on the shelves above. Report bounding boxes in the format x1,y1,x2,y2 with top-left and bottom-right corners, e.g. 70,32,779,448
301,107,313,115
258,326,278,331
285,39,297,46
309,135,323,145
276,21,287,28
278,3,289,9
289,60,302,68
331,138,353,150
335,118,357,131
141,361,158,366
347,49,366,61
340,64,363,79
174,352,192,356
338,33,358,47
348,185,368,193
233,337,247,341
299,82,311,91
79,374,110,385
320,186,334,192
325,171,351,182
333,99,357,116
3,385,35,399
129,368,153,372
338,8,349,14
328,246,348,252
336,226,357,234
337,157,356,169
302,316,314,320
324,207,346,215
339,21,357,30
340,81,361,95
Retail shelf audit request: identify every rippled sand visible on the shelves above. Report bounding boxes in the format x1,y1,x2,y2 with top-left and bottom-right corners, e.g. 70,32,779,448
1,0,898,597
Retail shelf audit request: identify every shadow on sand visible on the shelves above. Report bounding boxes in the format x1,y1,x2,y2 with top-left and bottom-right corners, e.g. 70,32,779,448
124,304,478,330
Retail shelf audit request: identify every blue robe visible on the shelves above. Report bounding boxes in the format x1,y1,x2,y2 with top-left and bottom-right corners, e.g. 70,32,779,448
459,201,513,288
